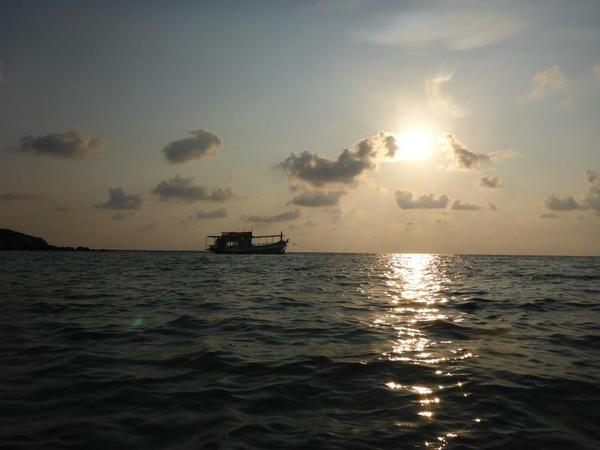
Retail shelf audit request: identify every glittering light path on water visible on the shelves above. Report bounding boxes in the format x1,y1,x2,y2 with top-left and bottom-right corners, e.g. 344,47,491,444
374,254,479,448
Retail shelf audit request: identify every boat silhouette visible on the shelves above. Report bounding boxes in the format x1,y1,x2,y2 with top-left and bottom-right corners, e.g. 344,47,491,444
206,231,288,254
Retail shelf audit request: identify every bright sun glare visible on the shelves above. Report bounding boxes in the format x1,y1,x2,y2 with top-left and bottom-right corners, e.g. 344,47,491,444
395,129,434,161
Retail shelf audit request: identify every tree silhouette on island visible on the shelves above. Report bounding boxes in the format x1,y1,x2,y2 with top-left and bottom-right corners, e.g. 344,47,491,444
0,229,94,251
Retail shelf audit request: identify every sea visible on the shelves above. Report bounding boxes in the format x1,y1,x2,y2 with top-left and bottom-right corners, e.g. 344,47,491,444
1,252,599,449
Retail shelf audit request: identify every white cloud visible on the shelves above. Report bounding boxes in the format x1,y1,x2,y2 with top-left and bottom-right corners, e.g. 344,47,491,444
426,74,465,118
353,12,523,51
520,65,566,101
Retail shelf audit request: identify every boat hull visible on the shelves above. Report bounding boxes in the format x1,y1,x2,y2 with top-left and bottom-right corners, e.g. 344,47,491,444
209,242,287,254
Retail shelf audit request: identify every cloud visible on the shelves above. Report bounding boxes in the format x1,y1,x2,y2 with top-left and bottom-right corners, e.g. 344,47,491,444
0,192,42,201
18,128,105,159
451,200,482,211
277,138,377,187
487,200,498,211
584,169,600,215
380,133,399,158
544,171,600,216
95,187,144,210
353,12,522,51
487,150,521,160
246,209,300,223
0,70,5,84
54,206,69,212
594,64,600,81
426,74,465,118
161,129,222,164
521,65,566,101
153,175,232,202
290,190,347,207
479,176,503,188
395,191,449,209
586,169,600,190
194,208,228,219
444,134,490,170
545,195,583,211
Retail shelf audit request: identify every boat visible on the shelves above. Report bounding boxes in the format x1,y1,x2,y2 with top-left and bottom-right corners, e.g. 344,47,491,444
206,231,289,254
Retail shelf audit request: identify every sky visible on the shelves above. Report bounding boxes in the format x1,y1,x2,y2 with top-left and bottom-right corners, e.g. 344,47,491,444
1,0,599,254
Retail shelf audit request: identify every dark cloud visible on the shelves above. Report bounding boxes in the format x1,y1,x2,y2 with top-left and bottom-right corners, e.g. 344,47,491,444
161,129,222,164
95,187,144,210
246,209,301,223
479,176,503,188
278,138,377,187
18,128,105,159
195,208,228,219
445,134,490,170
153,175,232,202
0,192,42,201
54,206,69,212
379,132,399,157
395,190,449,209
545,195,582,211
584,170,600,215
290,190,346,207
544,170,600,216
451,200,482,211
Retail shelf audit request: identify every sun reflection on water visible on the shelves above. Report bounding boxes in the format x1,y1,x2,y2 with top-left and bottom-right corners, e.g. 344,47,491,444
376,253,477,448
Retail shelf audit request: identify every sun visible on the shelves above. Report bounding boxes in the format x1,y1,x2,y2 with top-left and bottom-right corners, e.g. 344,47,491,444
394,129,434,161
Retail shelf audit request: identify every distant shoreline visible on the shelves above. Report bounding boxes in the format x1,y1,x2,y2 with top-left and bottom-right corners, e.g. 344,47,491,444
0,228,96,251
1,228,598,256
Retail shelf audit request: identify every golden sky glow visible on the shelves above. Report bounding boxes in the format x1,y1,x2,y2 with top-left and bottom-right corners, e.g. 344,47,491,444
0,1,598,254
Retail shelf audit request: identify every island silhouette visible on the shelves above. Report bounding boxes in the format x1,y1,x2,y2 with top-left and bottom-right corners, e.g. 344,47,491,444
0,228,93,251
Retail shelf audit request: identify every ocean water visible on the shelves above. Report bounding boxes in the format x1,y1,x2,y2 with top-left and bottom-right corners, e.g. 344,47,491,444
1,252,599,449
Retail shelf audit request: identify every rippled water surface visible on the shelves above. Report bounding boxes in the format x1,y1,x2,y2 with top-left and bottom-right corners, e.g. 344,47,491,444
1,252,599,449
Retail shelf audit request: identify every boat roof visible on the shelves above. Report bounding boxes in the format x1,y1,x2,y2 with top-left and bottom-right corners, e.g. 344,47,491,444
207,231,284,238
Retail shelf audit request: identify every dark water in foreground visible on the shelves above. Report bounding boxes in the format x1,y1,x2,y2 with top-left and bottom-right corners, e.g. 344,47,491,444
1,252,599,449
